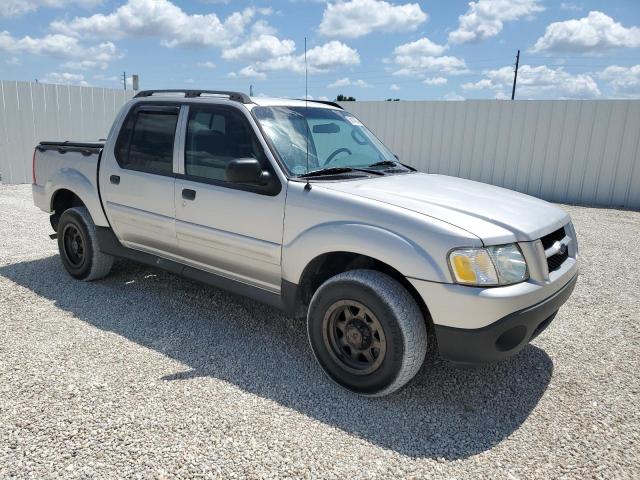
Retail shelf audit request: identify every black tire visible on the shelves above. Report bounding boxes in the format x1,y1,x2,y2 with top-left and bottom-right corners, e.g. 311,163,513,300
57,207,113,281
307,269,427,396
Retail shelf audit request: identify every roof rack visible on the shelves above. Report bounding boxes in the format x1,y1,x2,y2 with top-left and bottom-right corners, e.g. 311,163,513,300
134,90,252,104
296,99,344,110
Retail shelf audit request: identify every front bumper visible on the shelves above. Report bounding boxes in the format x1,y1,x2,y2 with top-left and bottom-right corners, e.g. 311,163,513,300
432,274,577,365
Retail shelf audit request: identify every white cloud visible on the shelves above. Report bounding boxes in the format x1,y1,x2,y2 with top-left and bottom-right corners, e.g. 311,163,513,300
0,0,101,17
393,37,446,57
0,31,120,69
598,65,640,96
92,73,119,82
449,0,544,44
244,41,360,76
390,36,466,76
423,76,447,85
560,2,582,12
531,11,640,53
238,65,266,79
62,60,106,70
390,83,400,91
319,0,427,38
444,92,465,101
51,0,266,48
462,64,600,98
327,77,371,88
222,35,295,61
196,61,216,69
305,41,360,71
250,19,277,36
393,55,468,76
41,72,89,86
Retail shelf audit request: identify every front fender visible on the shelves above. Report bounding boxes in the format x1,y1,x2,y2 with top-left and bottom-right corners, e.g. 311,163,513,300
46,168,109,227
282,222,449,284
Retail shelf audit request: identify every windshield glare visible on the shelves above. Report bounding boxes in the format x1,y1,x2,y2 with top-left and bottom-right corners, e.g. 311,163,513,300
253,106,397,176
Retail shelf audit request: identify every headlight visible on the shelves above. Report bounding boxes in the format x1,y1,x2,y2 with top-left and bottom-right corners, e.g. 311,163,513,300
448,244,528,286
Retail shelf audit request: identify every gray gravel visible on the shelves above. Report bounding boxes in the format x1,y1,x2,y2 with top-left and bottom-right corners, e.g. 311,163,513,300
0,183,638,479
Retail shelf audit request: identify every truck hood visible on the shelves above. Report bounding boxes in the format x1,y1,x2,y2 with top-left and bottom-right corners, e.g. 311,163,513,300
320,173,569,244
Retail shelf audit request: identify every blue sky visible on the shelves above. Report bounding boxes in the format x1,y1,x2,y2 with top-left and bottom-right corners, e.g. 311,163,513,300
1,0,639,100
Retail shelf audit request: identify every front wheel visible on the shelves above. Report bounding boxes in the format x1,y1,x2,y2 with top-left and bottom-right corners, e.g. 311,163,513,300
307,269,428,396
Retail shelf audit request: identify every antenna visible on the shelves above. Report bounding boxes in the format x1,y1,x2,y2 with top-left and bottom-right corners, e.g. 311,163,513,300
304,36,311,191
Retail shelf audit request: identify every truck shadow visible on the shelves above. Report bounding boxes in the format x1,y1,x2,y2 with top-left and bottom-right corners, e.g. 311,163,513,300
0,255,553,460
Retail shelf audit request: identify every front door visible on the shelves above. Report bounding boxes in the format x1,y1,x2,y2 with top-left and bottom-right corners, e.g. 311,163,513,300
99,104,180,257
174,104,286,292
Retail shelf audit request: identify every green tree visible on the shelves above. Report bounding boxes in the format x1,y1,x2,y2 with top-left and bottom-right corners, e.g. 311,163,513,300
336,94,356,101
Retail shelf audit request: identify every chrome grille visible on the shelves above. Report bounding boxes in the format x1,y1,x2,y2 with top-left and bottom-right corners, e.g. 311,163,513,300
540,226,570,273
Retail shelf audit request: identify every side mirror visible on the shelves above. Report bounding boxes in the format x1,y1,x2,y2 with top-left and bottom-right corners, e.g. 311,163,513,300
226,158,270,185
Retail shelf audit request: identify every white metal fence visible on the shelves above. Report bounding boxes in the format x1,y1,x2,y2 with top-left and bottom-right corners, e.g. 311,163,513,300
1,81,638,209
0,80,133,184
339,100,640,209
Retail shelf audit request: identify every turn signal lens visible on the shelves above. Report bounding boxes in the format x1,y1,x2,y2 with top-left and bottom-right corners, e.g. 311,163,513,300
449,248,499,285
448,244,528,286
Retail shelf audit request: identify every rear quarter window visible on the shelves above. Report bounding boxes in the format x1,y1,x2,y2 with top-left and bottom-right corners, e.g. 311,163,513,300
115,107,178,175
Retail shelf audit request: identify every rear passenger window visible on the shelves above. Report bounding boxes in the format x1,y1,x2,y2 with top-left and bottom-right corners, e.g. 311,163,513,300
115,108,178,174
184,106,263,181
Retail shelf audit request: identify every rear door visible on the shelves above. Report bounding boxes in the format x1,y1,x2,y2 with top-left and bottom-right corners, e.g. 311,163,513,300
99,103,182,256
173,104,285,292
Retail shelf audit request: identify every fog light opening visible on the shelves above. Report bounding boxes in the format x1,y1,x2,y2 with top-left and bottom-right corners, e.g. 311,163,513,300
530,313,557,341
495,325,527,352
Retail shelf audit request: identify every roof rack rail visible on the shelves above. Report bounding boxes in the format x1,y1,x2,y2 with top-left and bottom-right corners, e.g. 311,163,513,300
295,99,344,110
134,90,252,103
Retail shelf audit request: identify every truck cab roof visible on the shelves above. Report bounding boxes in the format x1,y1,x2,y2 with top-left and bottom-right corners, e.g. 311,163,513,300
131,89,342,110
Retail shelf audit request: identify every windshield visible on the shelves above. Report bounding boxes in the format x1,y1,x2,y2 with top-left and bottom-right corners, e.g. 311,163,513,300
253,106,398,176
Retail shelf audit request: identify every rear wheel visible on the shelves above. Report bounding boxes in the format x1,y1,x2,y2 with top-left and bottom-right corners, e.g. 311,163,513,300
307,269,427,396
57,207,113,281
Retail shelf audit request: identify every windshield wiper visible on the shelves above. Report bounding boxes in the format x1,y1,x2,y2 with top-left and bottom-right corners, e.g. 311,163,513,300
367,160,398,167
298,167,356,178
367,160,416,171
298,166,384,178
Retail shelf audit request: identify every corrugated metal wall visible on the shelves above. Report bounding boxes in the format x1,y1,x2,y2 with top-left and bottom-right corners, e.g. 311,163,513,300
1,84,638,209
339,100,640,209
0,80,134,184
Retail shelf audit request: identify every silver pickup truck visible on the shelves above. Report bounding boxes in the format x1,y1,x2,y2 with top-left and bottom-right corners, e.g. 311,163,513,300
32,89,578,396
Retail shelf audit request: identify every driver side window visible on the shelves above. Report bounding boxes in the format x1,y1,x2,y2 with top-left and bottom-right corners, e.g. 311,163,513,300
184,106,263,181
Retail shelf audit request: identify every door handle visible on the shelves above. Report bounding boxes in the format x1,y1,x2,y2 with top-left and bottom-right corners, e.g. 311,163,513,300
110,175,120,185
182,188,196,201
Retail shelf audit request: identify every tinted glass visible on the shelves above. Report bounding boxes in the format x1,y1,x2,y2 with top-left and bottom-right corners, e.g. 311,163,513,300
253,106,395,175
116,109,178,174
185,106,262,181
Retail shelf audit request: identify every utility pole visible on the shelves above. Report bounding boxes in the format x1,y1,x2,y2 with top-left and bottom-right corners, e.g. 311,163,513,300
250,84,254,96
122,71,127,91
511,50,520,100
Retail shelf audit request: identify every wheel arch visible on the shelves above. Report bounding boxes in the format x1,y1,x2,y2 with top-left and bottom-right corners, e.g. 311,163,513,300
287,250,433,330
45,168,109,229
50,188,88,231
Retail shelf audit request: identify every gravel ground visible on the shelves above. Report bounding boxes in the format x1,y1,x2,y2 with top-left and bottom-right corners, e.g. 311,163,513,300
0,183,638,479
